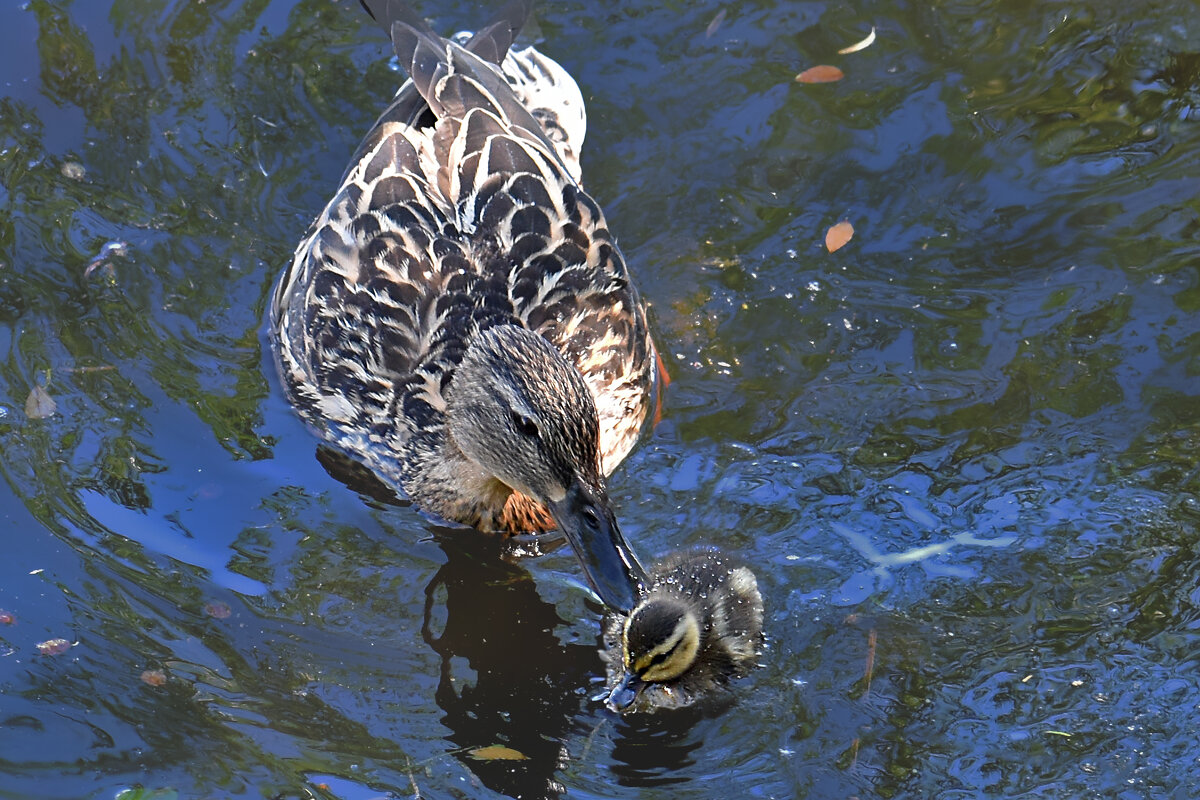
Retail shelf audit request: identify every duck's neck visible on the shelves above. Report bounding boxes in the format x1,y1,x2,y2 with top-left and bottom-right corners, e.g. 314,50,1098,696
397,324,574,534
399,424,507,527
398,421,559,533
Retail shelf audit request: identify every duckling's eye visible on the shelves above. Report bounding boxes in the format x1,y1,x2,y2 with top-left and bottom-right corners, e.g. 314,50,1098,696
511,411,539,438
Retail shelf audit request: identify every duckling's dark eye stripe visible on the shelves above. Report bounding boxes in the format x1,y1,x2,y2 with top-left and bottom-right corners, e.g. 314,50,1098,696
648,650,670,668
636,635,684,673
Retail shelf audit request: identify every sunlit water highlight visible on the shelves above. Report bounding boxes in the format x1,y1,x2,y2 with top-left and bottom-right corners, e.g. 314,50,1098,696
2,1,1199,798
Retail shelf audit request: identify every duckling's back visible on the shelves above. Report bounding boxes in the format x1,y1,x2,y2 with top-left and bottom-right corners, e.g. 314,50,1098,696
652,550,765,660
270,1,657,502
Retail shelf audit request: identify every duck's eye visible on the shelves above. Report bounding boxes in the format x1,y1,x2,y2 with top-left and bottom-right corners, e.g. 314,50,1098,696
511,411,539,438
581,505,601,532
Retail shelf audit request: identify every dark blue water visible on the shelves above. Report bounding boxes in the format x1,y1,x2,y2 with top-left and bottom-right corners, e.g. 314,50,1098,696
2,1,1199,798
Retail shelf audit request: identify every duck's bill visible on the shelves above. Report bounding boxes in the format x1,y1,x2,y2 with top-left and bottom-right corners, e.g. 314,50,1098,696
549,482,646,612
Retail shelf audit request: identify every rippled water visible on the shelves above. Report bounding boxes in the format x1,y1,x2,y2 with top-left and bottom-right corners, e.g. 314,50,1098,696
2,0,1199,798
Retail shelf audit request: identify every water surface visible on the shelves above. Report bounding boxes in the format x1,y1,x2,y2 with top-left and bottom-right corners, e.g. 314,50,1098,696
2,0,1199,798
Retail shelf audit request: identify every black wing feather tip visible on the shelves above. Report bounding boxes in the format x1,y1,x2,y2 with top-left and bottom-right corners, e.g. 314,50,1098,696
470,0,534,61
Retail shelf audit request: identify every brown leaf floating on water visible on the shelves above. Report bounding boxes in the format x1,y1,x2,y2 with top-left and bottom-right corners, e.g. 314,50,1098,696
204,601,232,619
25,384,56,419
796,65,844,84
469,745,529,761
141,669,168,687
37,638,72,655
0,609,14,624
825,220,855,252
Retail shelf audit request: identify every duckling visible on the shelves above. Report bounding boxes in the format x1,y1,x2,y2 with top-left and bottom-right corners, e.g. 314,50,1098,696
270,1,662,610
598,550,764,712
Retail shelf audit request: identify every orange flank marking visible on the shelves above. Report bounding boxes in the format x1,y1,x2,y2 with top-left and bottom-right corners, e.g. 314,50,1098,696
652,347,671,427
655,347,672,389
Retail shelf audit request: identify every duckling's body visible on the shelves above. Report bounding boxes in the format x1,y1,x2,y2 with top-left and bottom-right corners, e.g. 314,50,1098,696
599,550,764,711
269,1,656,610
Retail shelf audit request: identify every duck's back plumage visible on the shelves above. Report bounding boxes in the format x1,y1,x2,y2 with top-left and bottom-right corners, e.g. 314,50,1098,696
271,1,657,533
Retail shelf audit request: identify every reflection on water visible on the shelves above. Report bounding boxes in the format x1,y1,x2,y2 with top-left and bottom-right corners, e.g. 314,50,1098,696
421,534,593,799
2,0,1200,798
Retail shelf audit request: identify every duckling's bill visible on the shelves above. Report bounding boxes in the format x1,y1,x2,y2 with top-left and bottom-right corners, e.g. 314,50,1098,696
597,670,643,711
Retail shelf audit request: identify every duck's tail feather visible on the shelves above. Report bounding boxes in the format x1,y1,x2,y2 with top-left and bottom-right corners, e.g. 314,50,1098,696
345,2,533,185
370,3,572,198
350,1,577,210
499,46,587,184
460,1,532,65
359,0,531,67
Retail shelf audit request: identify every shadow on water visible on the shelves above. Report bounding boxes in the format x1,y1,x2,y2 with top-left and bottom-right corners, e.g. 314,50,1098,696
310,446,609,796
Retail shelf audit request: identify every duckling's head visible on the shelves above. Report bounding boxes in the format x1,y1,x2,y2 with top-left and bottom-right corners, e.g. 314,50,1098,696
447,324,645,610
624,596,703,682
601,594,704,711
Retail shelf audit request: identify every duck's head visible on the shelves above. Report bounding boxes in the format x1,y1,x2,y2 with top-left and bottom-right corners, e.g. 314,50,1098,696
447,324,646,611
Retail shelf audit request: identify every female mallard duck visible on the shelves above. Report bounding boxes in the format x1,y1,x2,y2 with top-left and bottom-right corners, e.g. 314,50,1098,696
598,549,764,712
269,1,660,611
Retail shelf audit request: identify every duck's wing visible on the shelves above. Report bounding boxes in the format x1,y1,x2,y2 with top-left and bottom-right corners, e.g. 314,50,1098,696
275,2,655,478
269,113,459,454
373,7,655,471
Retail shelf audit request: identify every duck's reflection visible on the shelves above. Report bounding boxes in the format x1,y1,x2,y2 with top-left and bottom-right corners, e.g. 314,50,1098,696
316,448,709,794
421,532,598,798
